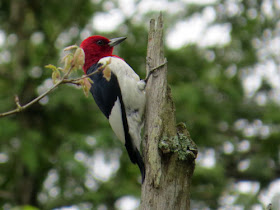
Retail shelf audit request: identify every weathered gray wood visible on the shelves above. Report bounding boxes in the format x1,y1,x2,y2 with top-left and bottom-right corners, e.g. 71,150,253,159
141,13,197,210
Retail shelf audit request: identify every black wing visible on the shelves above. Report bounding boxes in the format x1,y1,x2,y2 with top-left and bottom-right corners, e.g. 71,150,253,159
87,63,119,118
87,63,145,182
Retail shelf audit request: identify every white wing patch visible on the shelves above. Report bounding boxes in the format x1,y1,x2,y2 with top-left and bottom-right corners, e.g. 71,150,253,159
109,97,125,144
100,57,146,150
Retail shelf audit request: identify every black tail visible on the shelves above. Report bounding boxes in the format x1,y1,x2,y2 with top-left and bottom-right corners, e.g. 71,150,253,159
135,148,145,183
125,142,146,183
117,93,145,182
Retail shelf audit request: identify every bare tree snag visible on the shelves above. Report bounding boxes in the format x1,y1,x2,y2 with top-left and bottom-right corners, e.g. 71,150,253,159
141,13,197,210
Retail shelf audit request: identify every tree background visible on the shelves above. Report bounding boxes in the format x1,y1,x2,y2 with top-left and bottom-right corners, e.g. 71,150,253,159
0,0,280,209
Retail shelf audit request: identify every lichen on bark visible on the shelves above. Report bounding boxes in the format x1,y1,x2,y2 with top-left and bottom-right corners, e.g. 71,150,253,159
159,123,197,161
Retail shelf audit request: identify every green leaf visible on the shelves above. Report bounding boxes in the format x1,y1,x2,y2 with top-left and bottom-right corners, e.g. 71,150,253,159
72,47,85,70
45,64,58,71
52,69,61,84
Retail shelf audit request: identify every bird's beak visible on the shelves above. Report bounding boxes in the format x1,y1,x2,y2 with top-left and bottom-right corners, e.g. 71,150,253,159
109,37,127,47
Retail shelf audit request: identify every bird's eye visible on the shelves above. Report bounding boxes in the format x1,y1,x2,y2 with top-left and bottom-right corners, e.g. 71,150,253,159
96,40,105,46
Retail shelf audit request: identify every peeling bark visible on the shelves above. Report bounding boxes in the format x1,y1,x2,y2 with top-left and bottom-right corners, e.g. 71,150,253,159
141,14,197,210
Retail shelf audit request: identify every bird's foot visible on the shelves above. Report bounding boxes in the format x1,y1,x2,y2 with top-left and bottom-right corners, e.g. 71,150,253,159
137,80,146,91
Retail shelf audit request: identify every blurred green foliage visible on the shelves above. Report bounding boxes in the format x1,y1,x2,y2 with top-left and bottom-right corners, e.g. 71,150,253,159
0,0,280,209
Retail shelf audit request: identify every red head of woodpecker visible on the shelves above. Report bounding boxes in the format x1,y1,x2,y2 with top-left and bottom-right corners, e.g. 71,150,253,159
80,35,126,73
80,35,146,182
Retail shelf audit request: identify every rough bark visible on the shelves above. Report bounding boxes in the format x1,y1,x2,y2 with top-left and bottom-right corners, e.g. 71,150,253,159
141,14,197,210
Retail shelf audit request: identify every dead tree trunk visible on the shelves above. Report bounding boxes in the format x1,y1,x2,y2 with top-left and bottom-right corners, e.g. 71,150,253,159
141,14,197,210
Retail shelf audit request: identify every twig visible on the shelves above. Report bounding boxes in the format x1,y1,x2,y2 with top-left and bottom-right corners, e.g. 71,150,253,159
144,59,167,83
62,65,104,85
0,64,104,118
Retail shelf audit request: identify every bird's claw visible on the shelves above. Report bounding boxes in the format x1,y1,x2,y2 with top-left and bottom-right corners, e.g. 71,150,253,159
137,80,146,91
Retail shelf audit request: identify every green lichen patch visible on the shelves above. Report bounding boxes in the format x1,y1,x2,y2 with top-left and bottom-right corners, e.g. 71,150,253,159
159,123,197,161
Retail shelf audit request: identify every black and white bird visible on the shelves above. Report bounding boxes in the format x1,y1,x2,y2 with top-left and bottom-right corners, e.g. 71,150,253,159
80,35,146,182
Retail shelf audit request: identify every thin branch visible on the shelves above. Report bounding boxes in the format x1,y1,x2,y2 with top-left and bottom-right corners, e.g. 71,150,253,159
0,64,104,118
62,66,103,84
144,60,167,83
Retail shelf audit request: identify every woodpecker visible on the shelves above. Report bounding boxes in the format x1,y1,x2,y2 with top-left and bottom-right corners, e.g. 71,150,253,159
80,35,146,182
